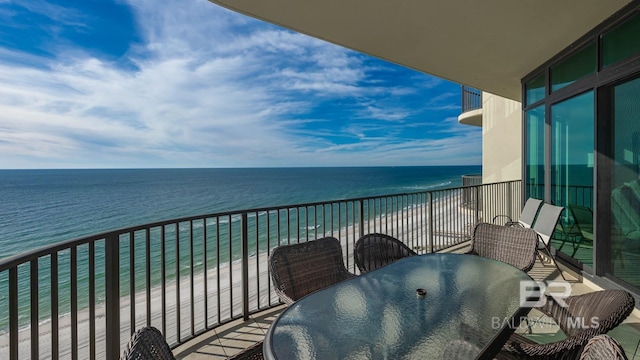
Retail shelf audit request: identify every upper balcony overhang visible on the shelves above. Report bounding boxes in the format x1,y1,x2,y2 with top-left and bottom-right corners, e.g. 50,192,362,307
458,108,482,127
207,0,632,101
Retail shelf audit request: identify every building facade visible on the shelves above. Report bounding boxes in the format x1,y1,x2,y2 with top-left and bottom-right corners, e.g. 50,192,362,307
522,4,640,292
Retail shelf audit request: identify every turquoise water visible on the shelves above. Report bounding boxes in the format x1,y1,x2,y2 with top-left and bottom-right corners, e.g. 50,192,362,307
0,166,480,331
0,166,480,259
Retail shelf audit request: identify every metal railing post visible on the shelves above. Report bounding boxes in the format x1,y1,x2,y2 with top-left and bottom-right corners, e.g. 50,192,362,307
30,260,39,360
358,200,365,239
475,186,480,224
9,267,18,360
428,192,434,253
242,213,250,321
105,234,120,360
510,183,514,219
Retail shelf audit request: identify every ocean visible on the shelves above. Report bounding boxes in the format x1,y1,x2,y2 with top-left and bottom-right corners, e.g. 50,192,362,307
0,166,480,333
0,166,480,260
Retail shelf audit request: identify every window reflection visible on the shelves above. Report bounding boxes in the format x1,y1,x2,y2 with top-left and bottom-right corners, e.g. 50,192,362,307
550,91,594,267
526,106,545,200
551,43,596,92
611,76,640,288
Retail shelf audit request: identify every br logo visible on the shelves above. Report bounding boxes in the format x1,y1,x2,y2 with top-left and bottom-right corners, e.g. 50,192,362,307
519,280,600,330
520,280,571,307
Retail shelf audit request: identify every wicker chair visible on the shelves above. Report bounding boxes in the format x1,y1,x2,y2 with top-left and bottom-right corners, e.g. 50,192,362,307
269,237,356,304
354,233,417,273
493,198,543,228
120,326,175,360
499,290,635,360
579,334,628,360
227,340,264,360
466,223,538,272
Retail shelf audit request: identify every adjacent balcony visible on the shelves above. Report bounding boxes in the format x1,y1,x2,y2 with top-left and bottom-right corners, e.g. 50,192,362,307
458,85,483,127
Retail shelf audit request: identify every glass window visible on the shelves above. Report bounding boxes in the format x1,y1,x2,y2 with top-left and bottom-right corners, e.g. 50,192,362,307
525,73,545,106
551,42,597,92
525,106,545,200
603,13,640,67
550,91,594,267
610,76,640,288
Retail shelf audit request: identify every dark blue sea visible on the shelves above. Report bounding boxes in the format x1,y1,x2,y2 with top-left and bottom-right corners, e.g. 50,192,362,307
0,166,480,260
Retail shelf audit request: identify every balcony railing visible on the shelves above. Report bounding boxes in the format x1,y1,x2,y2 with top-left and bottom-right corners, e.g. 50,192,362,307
0,180,521,359
461,174,483,209
461,85,482,113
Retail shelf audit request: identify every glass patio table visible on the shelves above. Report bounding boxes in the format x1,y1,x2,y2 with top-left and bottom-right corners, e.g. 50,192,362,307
264,253,537,360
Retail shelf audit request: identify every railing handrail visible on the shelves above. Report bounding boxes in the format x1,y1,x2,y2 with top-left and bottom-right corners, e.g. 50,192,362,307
461,85,482,113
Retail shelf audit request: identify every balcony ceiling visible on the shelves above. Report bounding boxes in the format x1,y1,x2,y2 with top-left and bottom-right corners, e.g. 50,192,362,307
207,0,632,101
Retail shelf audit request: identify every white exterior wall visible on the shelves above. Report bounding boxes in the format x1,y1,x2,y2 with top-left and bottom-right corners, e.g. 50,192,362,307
481,92,522,183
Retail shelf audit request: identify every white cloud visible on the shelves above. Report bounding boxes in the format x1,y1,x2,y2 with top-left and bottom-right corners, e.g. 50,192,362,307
8,0,87,28
0,0,479,168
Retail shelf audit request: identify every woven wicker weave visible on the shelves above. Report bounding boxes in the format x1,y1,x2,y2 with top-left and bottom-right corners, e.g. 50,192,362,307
579,334,628,360
269,237,356,304
120,327,175,360
227,340,264,360
354,233,417,273
467,223,538,272
500,290,635,360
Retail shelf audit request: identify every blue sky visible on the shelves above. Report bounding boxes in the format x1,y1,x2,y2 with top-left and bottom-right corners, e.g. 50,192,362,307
0,0,481,169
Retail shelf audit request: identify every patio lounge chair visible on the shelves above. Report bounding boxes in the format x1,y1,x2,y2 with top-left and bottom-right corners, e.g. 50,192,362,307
467,223,538,272
500,289,635,360
269,237,355,304
531,203,567,280
493,198,543,228
120,327,176,360
579,334,628,360
567,205,594,257
354,233,417,273
611,181,640,253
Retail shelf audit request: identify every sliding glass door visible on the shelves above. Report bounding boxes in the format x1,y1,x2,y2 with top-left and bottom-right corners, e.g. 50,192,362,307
550,91,594,267
609,76,640,288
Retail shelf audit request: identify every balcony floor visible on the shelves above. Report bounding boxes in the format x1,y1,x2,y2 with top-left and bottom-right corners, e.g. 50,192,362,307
173,305,285,359
173,245,640,359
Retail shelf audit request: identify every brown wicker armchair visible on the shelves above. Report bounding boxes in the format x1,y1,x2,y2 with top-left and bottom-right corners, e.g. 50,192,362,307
499,290,635,360
269,237,355,304
579,334,628,360
120,327,175,360
467,223,539,272
227,340,264,360
354,233,417,273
